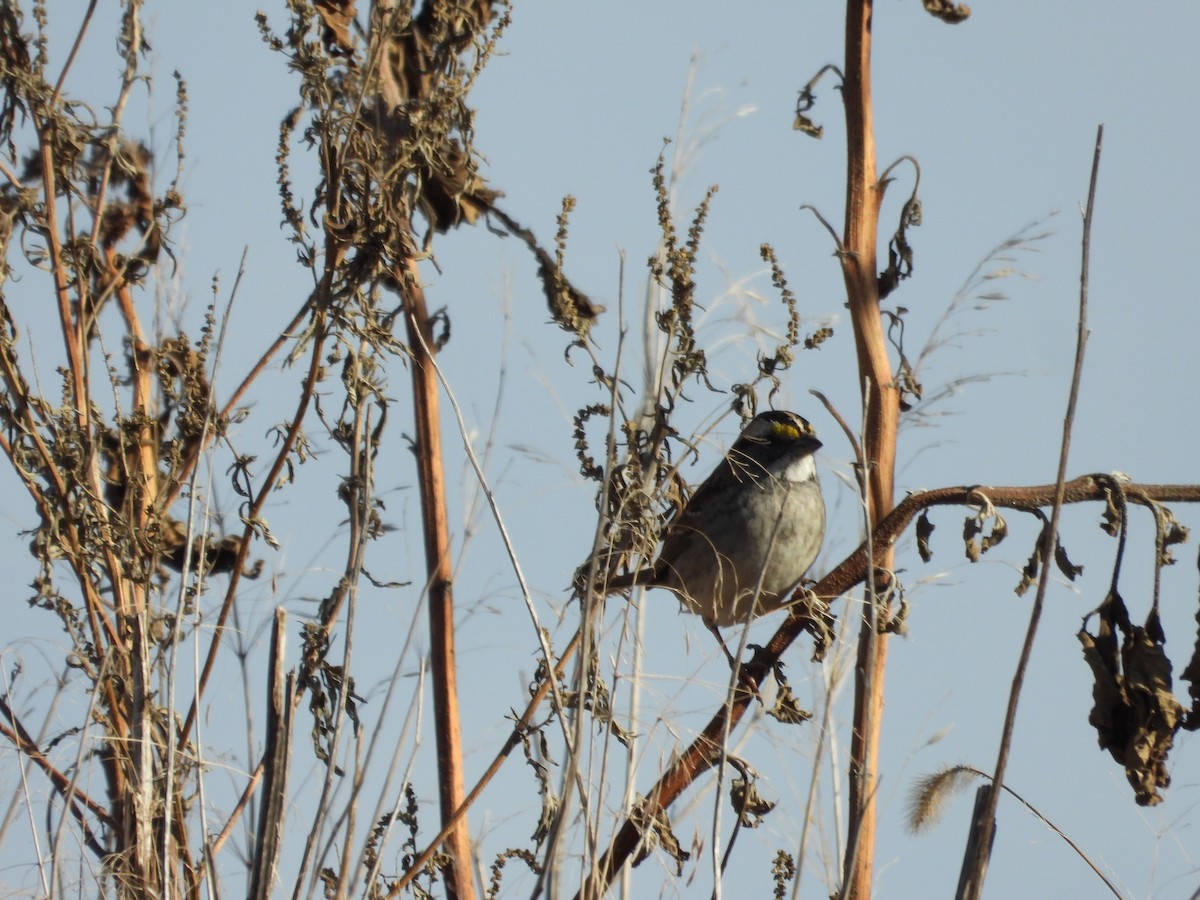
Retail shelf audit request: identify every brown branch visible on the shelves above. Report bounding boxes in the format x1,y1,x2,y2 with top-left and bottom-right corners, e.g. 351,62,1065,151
35,137,88,429
578,476,1200,898
399,256,474,900
49,0,99,104
0,425,120,651
213,298,312,421
0,387,125,665
22,124,134,651
296,370,377,898
0,696,113,849
14,114,129,665
159,264,311,513
231,580,580,897
106,246,156,624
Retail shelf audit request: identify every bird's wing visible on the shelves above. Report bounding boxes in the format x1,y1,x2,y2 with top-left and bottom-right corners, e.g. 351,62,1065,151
650,455,743,575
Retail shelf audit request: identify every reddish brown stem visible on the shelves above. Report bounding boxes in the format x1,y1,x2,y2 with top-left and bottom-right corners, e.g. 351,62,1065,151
35,136,87,430
839,0,898,895
387,627,584,899
0,698,113,830
399,258,475,900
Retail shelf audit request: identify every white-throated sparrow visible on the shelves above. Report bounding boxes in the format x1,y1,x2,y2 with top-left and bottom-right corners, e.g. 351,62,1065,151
604,410,825,631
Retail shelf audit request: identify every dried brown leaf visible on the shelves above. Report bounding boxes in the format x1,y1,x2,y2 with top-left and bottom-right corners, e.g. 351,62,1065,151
916,509,934,562
1054,541,1083,581
1157,508,1189,567
767,680,812,725
315,0,356,54
963,514,981,562
1079,595,1184,806
1182,577,1200,730
629,799,689,873
730,778,776,828
981,512,1008,553
923,0,971,23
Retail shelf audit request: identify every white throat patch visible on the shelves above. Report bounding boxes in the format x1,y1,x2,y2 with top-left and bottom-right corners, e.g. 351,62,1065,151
780,452,817,483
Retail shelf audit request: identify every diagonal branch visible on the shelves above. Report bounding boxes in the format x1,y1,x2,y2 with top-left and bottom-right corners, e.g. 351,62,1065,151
0,696,112,852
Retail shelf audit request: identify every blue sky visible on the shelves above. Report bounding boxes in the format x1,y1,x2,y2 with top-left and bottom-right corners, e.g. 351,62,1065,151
3,2,1199,897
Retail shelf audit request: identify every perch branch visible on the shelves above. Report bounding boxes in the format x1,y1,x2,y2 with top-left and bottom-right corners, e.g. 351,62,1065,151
578,475,1200,898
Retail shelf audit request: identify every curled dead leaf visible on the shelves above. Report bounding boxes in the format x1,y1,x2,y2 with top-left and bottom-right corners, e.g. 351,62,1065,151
1079,593,1184,806
730,777,776,828
916,510,934,562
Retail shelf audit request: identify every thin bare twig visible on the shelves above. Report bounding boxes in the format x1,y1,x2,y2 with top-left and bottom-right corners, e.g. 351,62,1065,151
957,124,1104,900
164,251,244,900
811,389,863,469
50,0,99,105
290,363,379,897
358,656,428,892
48,648,110,899
388,627,584,899
0,700,111,836
249,608,291,900
0,666,48,896
179,235,340,744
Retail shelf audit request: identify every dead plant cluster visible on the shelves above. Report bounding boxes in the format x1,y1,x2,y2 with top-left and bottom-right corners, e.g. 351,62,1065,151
0,3,1198,900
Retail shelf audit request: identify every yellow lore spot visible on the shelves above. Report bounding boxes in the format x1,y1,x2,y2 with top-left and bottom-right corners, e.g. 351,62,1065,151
771,421,803,440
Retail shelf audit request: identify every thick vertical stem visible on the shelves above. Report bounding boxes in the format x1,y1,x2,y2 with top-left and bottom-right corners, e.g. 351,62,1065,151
839,0,900,897
400,259,475,900
250,608,292,900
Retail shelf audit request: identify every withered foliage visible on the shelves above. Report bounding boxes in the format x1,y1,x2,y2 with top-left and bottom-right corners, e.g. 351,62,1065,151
0,0,614,894
0,3,252,893
915,478,1196,806
1077,489,1191,806
1078,590,1182,806
0,0,546,894
575,146,829,598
